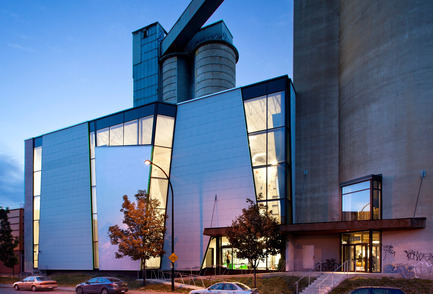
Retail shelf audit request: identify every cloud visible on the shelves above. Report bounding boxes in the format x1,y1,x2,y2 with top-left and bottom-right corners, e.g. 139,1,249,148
0,154,24,209
7,42,36,53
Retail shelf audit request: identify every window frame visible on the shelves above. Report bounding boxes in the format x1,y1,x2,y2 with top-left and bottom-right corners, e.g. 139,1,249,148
340,174,382,221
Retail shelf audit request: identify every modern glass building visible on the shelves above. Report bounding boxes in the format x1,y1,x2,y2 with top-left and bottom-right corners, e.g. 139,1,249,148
24,76,295,272
23,0,433,280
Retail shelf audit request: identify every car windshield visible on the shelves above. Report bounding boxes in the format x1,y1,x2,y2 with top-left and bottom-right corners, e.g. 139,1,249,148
36,277,50,281
209,283,224,290
235,282,251,290
107,278,121,282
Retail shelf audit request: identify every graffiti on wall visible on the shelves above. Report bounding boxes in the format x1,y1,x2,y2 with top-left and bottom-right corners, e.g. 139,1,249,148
404,250,433,263
383,245,433,279
382,245,396,260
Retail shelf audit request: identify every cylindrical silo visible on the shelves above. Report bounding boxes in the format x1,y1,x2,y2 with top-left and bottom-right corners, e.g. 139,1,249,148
194,42,237,98
161,55,191,104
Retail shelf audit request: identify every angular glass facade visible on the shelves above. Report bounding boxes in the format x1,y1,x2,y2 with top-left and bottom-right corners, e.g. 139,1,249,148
88,103,176,269
242,77,295,224
32,145,42,268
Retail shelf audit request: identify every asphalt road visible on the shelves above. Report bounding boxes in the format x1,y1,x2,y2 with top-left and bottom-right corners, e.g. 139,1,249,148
0,285,181,294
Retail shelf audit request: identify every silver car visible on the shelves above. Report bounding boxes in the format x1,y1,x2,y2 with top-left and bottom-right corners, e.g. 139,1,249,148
189,282,258,294
13,276,57,291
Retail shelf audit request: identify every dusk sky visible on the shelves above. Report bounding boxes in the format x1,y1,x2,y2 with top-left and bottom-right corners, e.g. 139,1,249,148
0,0,293,209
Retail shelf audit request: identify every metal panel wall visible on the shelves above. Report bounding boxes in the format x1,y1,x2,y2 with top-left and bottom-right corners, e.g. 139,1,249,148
38,123,93,270
23,139,34,272
165,88,255,270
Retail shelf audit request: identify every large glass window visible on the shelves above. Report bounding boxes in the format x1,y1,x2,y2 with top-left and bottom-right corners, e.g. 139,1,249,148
244,91,288,224
89,108,176,270
341,175,382,221
33,146,42,268
203,236,281,270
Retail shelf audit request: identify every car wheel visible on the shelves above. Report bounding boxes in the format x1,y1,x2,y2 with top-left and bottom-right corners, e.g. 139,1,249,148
14,285,19,291
101,288,109,294
76,287,84,294
31,286,37,292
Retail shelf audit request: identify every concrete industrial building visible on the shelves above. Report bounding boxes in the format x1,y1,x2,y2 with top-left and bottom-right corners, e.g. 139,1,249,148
288,0,433,276
23,0,433,279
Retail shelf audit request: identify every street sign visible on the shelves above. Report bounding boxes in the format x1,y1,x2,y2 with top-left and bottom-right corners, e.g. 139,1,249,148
169,253,178,263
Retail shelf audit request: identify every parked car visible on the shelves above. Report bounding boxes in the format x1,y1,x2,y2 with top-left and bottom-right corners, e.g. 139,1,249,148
13,276,57,291
75,277,128,294
189,282,258,294
349,287,406,294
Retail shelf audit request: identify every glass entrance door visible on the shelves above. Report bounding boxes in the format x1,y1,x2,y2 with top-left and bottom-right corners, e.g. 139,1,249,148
342,244,368,272
341,231,381,273
355,244,368,272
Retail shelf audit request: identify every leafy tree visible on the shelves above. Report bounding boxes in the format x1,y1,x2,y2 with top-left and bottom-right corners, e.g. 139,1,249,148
0,207,19,276
108,190,167,286
227,199,283,287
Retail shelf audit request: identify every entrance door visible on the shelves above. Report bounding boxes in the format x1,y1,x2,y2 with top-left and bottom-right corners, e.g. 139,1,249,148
342,245,356,272
355,244,369,272
342,244,369,272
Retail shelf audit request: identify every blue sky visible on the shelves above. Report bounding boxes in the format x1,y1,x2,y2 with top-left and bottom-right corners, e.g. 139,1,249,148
0,0,293,209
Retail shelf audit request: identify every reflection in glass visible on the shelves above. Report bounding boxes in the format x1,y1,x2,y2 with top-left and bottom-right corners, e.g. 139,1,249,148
97,128,109,146
34,147,42,171
267,129,285,165
91,159,96,186
33,171,41,196
249,133,266,167
244,96,266,133
33,244,39,268
92,186,97,213
90,132,95,158
152,146,172,178
342,181,371,221
149,178,168,209
342,181,370,194
267,92,284,129
93,241,99,269
139,116,154,145
342,190,370,221
253,167,266,200
92,214,98,242
243,91,289,224
124,120,138,145
33,196,40,220
155,115,175,147
262,200,282,223
267,164,285,200
110,124,124,146
33,220,39,244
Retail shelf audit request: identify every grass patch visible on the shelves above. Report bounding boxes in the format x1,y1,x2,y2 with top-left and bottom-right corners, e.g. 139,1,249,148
0,277,19,285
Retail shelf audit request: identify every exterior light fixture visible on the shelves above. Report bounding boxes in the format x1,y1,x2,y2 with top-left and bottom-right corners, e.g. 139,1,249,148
144,160,175,291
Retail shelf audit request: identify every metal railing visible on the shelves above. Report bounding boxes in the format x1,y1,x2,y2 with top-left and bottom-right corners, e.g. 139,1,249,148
317,260,349,293
295,261,324,294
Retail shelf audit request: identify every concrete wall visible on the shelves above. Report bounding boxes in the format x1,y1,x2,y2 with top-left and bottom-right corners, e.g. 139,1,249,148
293,0,341,223
338,0,433,277
294,0,433,276
166,88,255,270
38,123,93,270
289,235,340,271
